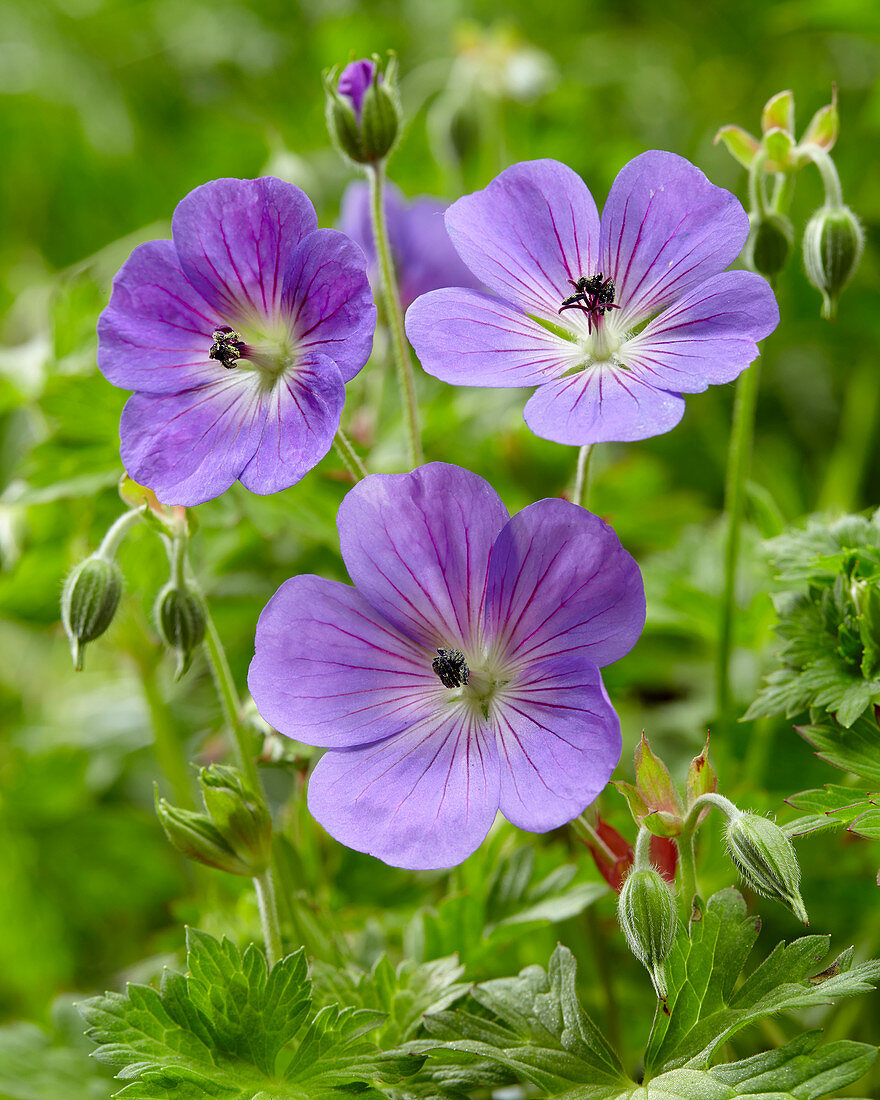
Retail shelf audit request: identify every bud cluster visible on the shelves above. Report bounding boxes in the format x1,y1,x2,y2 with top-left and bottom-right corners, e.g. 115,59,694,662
715,86,862,316
324,54,401,166
156,765,272,878
615,733,716,839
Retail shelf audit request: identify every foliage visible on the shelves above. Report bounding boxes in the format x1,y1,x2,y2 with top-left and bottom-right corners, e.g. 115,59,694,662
79,929,424,1099
414,890,880,1099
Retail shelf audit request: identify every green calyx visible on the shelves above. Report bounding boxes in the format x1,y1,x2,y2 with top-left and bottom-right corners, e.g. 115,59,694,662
61,555,123,671
803,204,864,320
725,812,809,924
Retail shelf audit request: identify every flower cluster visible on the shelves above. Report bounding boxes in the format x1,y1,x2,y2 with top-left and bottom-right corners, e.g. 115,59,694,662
98,177,375,506
249,463,644,869
406,152,779,445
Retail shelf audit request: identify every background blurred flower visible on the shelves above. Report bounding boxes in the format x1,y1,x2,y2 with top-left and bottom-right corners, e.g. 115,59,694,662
98,176,375,506
406,152,779,446
338,180,481,310
249,462,644,869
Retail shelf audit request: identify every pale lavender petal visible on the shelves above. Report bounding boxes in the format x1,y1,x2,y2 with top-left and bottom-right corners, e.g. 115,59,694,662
119,372,267,506
523,366,686,445
406,288,581,388
337,463,509,651
337,59,376,121
282,228,375,382
171,177,318,321
307,707,500,869
98,240,223,394
239,353,345,494
445,159,600,321
599,151,749,327
494,657,621,831
620,270,779,392
248,574,441,748
484,498,645,669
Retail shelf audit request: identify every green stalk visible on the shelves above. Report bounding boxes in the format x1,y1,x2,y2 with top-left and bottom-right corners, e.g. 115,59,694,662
96,505,145,560
137,654,195,809
573,444,594,509
202,604,261,796
332,428,368,481
253,867,283,968
368,162,423,468
717,359,762,718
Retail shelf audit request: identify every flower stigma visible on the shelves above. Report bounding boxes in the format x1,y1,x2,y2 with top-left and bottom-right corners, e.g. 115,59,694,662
209,327,245,369
210,320,300,389
432,648,470,688
559,273,621,334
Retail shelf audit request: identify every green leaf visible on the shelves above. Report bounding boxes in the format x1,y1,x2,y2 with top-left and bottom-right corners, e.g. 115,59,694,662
312,954,469,1047
418,945,630,1096
0,1019,111,1100
786,785,880,839
798,714,880,785
79,929,423,1098
413,926,879,1099
645,889,880,1076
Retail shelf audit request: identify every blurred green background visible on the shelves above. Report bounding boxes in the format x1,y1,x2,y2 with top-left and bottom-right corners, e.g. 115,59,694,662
1,0,880,1091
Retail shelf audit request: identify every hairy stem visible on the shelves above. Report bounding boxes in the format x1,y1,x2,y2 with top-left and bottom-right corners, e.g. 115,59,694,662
332,428,368,481
573,444,594,509
368,162,423,468
253,867,283,968
96,505,146,560
717,359,762,718
202,604,261,796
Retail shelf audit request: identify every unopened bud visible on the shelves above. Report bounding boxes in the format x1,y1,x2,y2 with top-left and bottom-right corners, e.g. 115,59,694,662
803,204,864,320
155,583,206,679
61,555,123,671
725,812,808,923
618,868,678,998
325,55,401,165
744,211,793,278
156,796,252,876
198,765,272,875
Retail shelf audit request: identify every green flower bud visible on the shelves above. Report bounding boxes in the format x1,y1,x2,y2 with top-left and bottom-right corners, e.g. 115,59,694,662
618,868,678,998
725,812,808,923
155,583,206,679
803,204,864,320
198,765,272,876
156,796,253,876
61,555,123,671
744,211,793,278
325,55,401,165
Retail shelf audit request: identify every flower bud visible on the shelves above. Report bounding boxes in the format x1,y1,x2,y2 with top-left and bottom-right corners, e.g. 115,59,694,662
61,555,123,671
744,211,793,278
325,55,401,165
155,583,206,679
618,868,678,999
156,796,253,876
725,812,808,923
198,765,272,876
803,204,864,320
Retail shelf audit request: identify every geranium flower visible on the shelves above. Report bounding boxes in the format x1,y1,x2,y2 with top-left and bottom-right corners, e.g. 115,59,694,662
338,181,482,310
98,177,376,506
405,152,779,445
248,462,644,869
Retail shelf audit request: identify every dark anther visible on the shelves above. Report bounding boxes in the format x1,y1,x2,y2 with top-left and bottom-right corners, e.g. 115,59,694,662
432,648,470,689
558,273,621,333
209,326,245,369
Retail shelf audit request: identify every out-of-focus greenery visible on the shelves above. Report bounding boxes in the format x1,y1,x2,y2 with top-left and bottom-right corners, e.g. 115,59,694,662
2,0,880,1095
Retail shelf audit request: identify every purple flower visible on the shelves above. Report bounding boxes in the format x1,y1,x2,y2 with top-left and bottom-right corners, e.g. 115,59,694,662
98,177,375,506
338,181,482,310
337,59,378,121
405,152,779,445
248,462,644,870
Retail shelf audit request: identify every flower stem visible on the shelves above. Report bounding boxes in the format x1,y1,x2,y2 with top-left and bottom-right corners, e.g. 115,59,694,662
97,505,145,560
367,162,423,468
717,359,762,718
332,428,368,481
806,147,844,207
202,604,261,796
677,793,738,920
252,867,282,968
573,444,594,509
